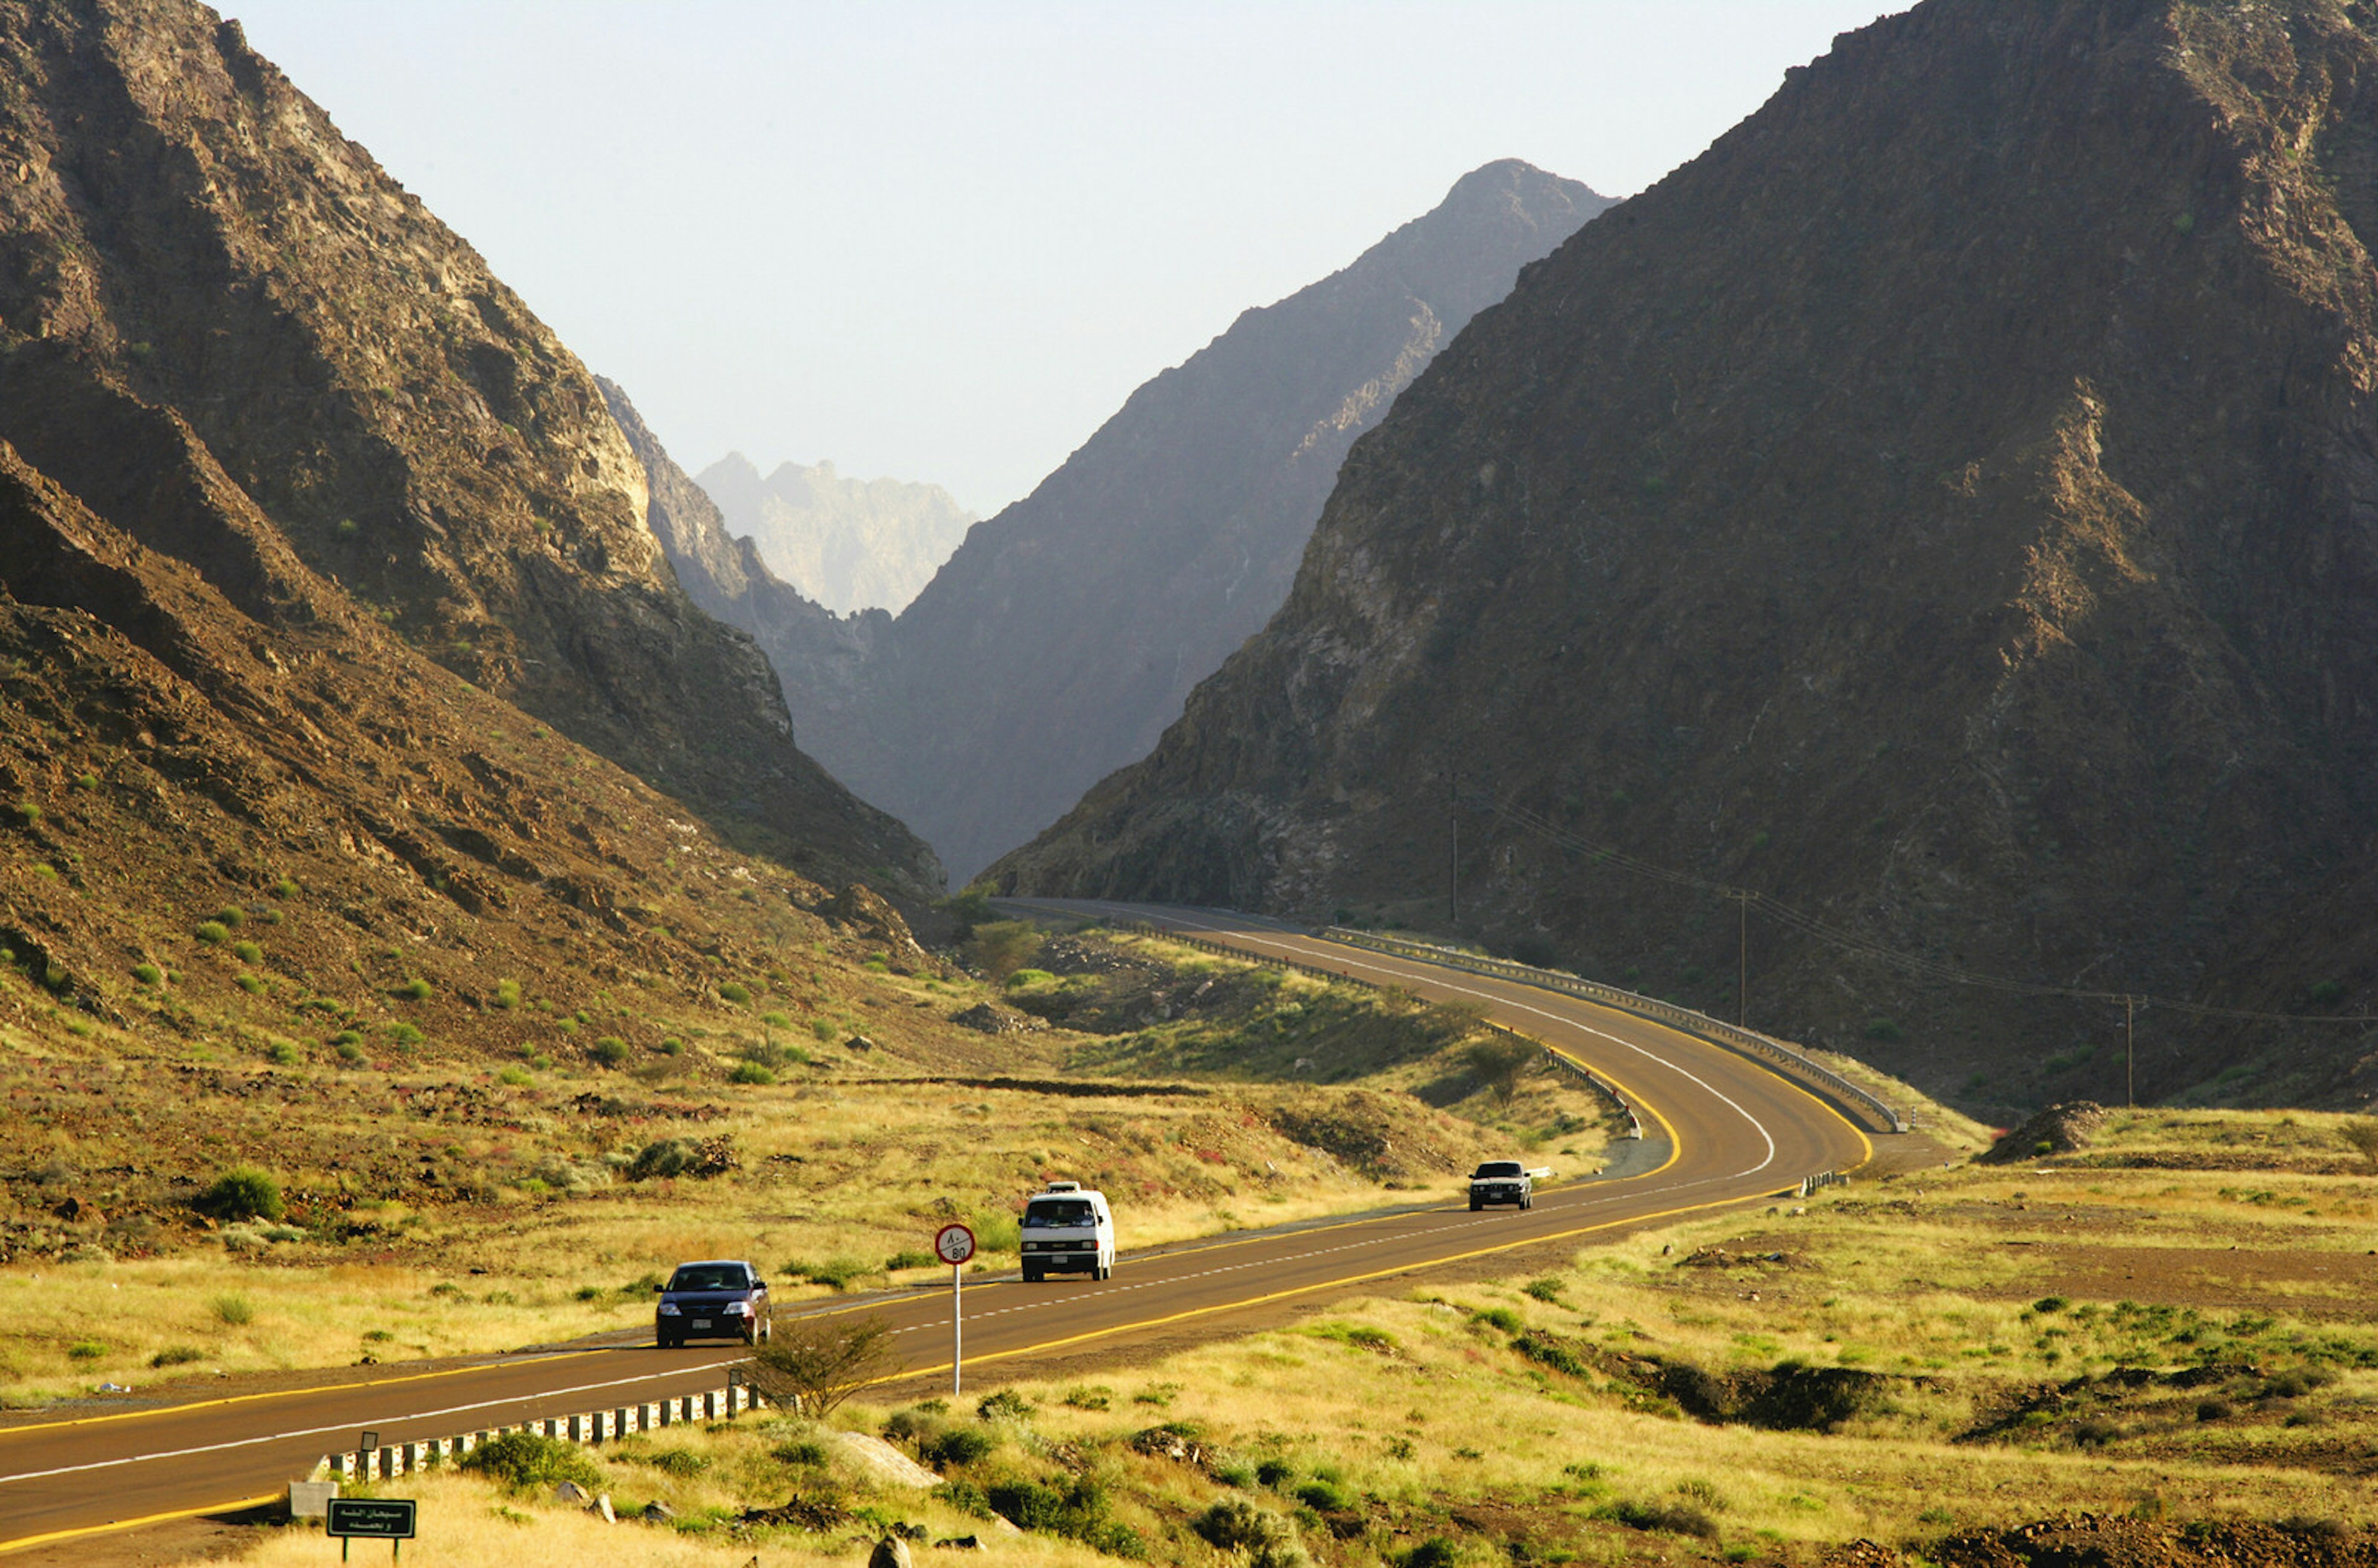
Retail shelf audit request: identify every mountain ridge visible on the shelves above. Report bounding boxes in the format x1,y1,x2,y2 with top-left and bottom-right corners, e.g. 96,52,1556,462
0,0,935,900
991,0,2378,1113
741,159,1610,881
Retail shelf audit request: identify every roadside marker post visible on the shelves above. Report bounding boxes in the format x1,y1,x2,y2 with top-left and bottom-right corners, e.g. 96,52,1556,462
326,1496,414,1562
934,1222,977,1398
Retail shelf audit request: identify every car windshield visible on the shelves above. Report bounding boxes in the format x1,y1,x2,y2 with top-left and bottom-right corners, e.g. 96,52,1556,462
668,1265,749,1291
1024,1199,1094,1227
1475,1162,1524,1178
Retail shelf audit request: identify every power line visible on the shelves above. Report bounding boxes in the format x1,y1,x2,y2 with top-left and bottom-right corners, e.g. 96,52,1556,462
1473,790,2378,1028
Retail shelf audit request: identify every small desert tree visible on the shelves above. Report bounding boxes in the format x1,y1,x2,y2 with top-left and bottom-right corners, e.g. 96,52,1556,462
1463,1038,1537,1105
2340,1117,2378,1171
746,1313,897,1416
965,920,1044,983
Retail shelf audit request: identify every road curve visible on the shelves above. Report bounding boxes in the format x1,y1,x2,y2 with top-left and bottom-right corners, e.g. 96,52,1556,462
0,903,1877,1557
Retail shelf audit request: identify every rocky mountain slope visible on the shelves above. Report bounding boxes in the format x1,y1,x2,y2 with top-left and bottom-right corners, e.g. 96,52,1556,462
994,0,2378,1113
747,161,1607,881
696,452,973,615
0,0,936,904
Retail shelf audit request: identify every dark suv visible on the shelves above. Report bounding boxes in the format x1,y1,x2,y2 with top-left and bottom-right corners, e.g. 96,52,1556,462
654,1259,771,1348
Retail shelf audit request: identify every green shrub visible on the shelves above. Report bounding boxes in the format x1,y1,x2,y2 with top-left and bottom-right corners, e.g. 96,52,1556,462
396,978,433,1001
761,1010,794,1029
1005,969,1056,989
925,1426,997,1466
493,979,521,1009
236,973,265,995
497,1065,533,1087
647,1448,710,1478
232,941,263,964
74,773,97,790
194,921,230,945
334,1037,366,1065
886,1249,934,1271
772,1437,830,1467
1295,1477,1352,1511
1401,1541,1462,1568
210,1292,255,1326
131,963,161,986
1864,1017,1903,1043
271,876,300,899
11,801,39,827
385,1022,424,1047
67,1339,105,1361
267,1042,301,1066
32,863,56,881
590,1036,630,1068
1471,1306,1523,1334
977,1389,1033,1421
657,1036,682,1056
216,905,245,928
150,1345,204,1368
1601,1499,1719,1538
1523,1276,1567,1304
728,1060,775,1086
627,1139,698,1179
458,1431,601,1492
718,982,752,1006
802,1257,871,1290
809,1019,837,1042
194,1166,284,1222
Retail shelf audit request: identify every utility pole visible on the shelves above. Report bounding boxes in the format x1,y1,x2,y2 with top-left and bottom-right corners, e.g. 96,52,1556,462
2125,996,2136,1107
1447,767,1459,928
1737,891,1749,1028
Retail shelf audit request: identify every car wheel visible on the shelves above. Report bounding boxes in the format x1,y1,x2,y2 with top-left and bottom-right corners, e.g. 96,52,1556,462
1022,1265,1043,1283
761,1316,772,1343
1468,1198,1481,1211
658,1333,679,1349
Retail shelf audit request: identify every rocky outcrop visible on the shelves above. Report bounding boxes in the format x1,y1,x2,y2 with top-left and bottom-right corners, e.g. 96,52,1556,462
762,160,1607,881
993,1,2378,1110
598,378,885,739
0,0,936,899
696,453,973,616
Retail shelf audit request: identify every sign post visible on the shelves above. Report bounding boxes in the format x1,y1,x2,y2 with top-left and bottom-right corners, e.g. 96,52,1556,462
934,1222,976,1398
326,1497,415,1562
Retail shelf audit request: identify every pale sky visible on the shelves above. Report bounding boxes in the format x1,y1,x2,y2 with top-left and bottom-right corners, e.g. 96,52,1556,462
229,2,1902,514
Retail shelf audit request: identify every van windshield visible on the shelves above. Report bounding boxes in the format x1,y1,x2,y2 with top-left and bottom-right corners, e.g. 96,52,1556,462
1024,1199,1095,1227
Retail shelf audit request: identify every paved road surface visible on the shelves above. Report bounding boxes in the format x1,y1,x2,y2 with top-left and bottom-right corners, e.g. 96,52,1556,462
0,902,1877,1557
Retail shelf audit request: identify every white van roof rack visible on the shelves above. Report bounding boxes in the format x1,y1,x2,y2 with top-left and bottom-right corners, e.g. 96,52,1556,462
1042,1179,1082,1192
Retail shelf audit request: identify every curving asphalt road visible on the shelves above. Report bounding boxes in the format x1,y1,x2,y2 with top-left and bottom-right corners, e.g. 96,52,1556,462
0,902,1878,1557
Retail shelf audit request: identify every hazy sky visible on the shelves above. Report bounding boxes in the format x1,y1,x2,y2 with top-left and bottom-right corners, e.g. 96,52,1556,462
230,2,1901,514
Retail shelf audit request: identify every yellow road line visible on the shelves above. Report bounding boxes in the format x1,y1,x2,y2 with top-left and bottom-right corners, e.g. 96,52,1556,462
877,1182,1798,1387
0,1491,282,1556
0,1349,612,1437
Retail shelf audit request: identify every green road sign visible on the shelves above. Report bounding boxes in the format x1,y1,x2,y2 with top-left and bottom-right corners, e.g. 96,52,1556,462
326,1497,416,1539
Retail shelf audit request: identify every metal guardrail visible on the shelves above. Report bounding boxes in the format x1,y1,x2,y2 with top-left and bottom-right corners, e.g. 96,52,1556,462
321,1382,756,1480
1316,928,1908,1135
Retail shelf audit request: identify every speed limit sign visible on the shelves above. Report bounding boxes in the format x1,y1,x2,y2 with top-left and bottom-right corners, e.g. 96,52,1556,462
934,1222,976,1266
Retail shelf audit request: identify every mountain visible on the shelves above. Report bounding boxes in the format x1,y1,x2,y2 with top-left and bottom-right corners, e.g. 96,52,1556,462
694,453,972,616
993,0,2378,1113
0,0,936,904
755,160,1608,881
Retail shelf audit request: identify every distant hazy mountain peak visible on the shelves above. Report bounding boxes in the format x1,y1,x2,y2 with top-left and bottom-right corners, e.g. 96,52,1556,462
694,453,973,616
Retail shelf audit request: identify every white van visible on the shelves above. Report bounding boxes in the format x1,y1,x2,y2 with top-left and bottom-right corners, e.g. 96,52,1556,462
1018,1179,1115,1282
